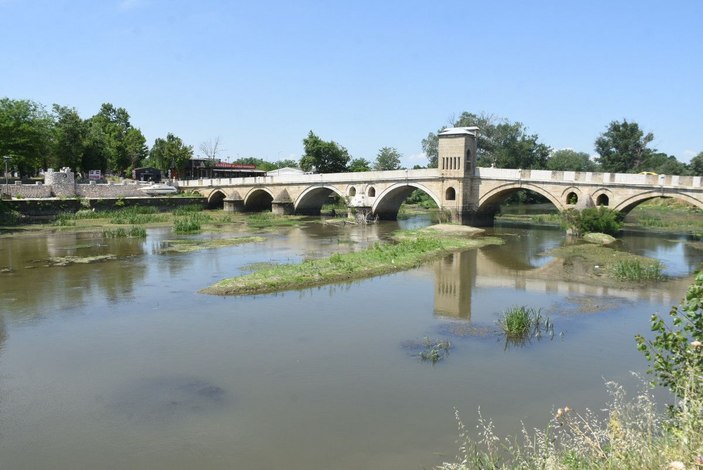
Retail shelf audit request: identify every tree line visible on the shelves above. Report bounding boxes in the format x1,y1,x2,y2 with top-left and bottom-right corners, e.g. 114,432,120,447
2,97,701,177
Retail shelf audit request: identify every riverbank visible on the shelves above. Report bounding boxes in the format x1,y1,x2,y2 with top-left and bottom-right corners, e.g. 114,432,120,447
201,226,503,296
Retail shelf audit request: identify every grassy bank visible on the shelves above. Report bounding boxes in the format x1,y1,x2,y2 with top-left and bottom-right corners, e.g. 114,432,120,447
548,243,664,283
201,228,503,296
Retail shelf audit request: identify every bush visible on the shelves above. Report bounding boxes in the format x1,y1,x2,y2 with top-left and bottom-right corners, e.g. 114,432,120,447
562,207,623,236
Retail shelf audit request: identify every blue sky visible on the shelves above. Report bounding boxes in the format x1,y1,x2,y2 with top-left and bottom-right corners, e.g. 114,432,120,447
1,0,702,168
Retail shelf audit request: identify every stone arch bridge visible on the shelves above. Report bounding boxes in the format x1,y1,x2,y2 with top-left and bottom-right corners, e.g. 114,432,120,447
176,128,703,226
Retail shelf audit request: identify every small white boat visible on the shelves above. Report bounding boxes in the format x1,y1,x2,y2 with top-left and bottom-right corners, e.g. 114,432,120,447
139,183,178,195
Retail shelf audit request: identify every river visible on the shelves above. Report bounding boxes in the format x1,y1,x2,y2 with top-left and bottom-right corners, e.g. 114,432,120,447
0,216,699,469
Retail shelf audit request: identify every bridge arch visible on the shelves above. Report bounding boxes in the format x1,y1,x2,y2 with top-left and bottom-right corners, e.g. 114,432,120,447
613,191,703,215
372,183,441,220
244,187,275,212
477,183,565,222
207,189,227,209
294,185,346,215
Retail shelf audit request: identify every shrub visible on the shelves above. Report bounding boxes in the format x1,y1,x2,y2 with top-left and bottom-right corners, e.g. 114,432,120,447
562,207,623,236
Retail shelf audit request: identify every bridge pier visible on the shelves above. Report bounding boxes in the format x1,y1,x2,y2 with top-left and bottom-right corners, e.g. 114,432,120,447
348,206,375,223
272,201,294,215
223,198,244,212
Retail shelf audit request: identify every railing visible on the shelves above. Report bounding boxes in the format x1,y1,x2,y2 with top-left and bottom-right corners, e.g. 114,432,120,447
176,167,703,190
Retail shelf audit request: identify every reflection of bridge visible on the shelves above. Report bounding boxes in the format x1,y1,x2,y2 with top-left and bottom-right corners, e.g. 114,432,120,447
178,128,703,225
433,249,689,320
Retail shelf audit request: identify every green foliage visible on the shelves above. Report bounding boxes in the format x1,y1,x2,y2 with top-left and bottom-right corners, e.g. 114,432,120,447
348,158,371,172
497,306,552,343
109,206,164,225
0,98,53,177
299,130,350,173
146,132,193,174
423,112,551,170
374,146,402,171
418,338,452,364
173,215,202,233
404,189,437,208
636,271,703,398
612,259,664,281
102,226,147,238
595,119,654,173
689,151,703,175
547,149,597,172
0,201,21,225
562,207,623,236
172,204,204,216
87,103,147,175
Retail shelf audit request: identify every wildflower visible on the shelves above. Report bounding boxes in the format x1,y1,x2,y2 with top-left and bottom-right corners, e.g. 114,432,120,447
667,461,686,470
691,340,702,349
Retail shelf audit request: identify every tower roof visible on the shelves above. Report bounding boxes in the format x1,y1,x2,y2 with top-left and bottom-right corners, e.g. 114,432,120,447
438,126,479,136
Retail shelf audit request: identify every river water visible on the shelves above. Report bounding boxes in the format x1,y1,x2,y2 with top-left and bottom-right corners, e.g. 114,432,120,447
0,217,700,469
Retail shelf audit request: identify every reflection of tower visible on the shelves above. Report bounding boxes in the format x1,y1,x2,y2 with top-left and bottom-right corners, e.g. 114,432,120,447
433,250,476,320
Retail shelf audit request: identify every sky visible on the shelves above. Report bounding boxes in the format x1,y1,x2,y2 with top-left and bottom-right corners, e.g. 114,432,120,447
1,0,702,168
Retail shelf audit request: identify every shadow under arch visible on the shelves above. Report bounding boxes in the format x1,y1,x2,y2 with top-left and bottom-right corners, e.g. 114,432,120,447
244,188,274,212
614,192,703,216
372,183,441,220
207,189,226,209
476,183,564,224
295,185,346,215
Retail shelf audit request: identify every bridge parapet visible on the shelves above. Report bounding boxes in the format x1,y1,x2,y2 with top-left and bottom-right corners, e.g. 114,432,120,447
475,167,703,188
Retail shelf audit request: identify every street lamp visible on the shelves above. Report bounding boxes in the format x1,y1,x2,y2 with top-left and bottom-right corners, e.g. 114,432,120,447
2,156,10,197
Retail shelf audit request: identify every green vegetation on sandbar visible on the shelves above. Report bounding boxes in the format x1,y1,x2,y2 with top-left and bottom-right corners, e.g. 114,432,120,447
157,236,265,254
201,228,503,296
549,243,664,283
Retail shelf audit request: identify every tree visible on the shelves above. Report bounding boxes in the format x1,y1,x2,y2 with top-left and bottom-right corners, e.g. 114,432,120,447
87,103,147,175
274,159,299,169
422,112,550,170
689,152,703,175
147,133,193,175
0,98,54,176
299,131,350,173
199,137,223,176
595,120,654,173
546,149,597,172
374,147,402,171
348,158,371,172
51,104,87,172
639,152,689,175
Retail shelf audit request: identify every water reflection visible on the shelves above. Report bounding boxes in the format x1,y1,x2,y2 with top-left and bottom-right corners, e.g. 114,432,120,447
430,229,693,323
0,231,147,321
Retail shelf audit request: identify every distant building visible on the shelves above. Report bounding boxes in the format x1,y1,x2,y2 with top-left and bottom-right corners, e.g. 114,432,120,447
177,159,266,179
132,167,162,182
265,167,304,177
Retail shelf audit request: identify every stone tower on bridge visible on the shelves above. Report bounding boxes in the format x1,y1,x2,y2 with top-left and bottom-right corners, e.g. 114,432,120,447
437,127,480,224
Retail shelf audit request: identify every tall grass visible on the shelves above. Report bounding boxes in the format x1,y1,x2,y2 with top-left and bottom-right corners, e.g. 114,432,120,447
102,226,147,238
611,259,664,281
173,215,202,233
109,206,165,225
497,306,552,344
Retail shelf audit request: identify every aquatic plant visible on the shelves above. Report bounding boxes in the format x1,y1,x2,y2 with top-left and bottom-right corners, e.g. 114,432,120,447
110,206,165,225
497,306,552,344
611,259,664,282
103,226,147,238
419,337,452,364
172,205,205,216
173,215,202,233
